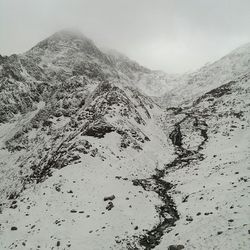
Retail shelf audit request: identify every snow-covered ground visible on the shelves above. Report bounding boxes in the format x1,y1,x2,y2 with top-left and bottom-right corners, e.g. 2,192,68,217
0,118,174,250
158,125,250,250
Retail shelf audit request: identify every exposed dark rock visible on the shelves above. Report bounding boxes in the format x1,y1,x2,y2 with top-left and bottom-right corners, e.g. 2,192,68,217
106,202,114,211
168,244,185,250
186,216,193,222
84,123,115,138
169,125,182,147
103,195,115,201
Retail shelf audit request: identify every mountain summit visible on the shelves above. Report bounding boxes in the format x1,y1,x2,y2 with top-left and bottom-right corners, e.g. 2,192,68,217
29,29,96,53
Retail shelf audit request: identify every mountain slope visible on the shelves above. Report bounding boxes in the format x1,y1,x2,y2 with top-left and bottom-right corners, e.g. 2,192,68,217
161,42,250,107
103,49,179,96
0,79,173,249
156,73,250,249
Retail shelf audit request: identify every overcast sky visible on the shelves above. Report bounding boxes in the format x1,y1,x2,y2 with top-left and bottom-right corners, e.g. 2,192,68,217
0,0,250,73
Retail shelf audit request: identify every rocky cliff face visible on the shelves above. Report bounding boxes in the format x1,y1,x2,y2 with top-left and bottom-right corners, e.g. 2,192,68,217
0,31,249,250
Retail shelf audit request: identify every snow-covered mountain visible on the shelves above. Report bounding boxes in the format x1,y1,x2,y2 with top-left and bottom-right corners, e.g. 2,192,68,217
0,29,175,124
103,48,179,97
0,30,249,250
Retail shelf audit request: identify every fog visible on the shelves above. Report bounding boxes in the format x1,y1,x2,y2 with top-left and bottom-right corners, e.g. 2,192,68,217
0,0,250,73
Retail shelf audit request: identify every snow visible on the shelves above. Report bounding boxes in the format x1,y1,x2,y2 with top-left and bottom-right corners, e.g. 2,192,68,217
160,42,250,107
0,161,159,249
157,126,250,250
0,121,173,250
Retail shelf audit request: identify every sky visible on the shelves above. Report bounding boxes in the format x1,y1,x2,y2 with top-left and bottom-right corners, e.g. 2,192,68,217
0,0,250,74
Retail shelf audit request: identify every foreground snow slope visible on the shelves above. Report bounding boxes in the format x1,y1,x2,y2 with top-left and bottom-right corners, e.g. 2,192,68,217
158,122,250,250
0,131,171,250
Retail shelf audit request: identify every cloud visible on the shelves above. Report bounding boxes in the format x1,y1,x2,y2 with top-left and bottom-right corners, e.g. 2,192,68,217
0,0,249,73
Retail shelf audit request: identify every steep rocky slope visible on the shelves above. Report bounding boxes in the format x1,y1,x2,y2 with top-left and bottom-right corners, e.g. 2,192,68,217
0,30,249,250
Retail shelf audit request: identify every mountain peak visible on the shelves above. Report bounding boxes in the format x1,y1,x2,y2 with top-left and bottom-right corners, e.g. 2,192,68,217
50,28,90,42
27,28,96,56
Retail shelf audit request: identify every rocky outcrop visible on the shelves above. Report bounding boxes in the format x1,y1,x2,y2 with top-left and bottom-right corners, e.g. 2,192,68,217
169,125,182,147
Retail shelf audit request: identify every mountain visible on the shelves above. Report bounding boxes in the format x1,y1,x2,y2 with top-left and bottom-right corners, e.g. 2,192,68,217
103,49,179,96
160,42,250,107
0,30,249,250
0,29,174,124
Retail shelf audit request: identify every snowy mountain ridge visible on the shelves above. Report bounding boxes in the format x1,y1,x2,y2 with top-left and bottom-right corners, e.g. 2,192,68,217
161,42,250,107
0,29,177,123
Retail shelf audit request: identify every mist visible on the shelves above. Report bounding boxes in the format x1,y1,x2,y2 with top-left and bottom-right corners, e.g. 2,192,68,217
0,0,250,73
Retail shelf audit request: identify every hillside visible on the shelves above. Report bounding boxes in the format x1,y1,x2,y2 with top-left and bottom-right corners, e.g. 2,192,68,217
161,42,250,107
